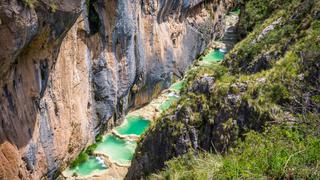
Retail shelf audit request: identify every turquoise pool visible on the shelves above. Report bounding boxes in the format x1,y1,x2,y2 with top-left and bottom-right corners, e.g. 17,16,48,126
159,95,179,111
115,116,150,136
170,81,185,92
202,49,225,63
95,135,137,165
63,156,107,177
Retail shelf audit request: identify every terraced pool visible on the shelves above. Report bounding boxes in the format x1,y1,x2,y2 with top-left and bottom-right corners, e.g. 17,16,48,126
63,156,107,177
63,47,224,179
95,135,137,166
115,115,150,136
202,49,225,63
170,81,185,92
159,95,179,111
62,8,236,179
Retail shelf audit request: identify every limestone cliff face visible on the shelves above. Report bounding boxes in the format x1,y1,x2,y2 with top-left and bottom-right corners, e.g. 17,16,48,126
0,0,82,179
0,0,233,179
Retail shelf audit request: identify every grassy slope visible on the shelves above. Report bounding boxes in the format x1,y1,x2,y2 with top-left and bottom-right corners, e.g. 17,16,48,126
153,126,320,179
150,0,320,179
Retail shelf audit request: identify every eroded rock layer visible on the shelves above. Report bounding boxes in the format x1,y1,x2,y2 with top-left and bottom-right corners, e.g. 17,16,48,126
0,0,234,179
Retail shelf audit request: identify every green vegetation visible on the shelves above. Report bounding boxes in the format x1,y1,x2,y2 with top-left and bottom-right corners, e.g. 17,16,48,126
22,0,37,8
95,134,103,143
85,144,98,155
70,136,101,168
226,0,318,74
238,0,299,37
229,7,240,15
153,124,320,179
86,0,101,34
70,151,89,168
50,3,58,13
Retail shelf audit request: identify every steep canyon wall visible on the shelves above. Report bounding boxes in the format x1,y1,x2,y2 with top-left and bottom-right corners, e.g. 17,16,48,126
0,0,233,179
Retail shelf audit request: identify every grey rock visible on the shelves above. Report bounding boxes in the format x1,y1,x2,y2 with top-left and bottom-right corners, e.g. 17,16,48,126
252,18,282,44
189,76,215,94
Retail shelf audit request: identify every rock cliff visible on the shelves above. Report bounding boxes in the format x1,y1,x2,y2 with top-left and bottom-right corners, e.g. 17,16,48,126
0,0,234,179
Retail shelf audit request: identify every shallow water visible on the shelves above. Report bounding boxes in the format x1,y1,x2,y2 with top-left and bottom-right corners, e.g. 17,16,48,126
159,95,179,111
63,47,224,178
63,156,107,177
115,116,150,136
95,135,137,165
170,81,185,92
202,49,225,63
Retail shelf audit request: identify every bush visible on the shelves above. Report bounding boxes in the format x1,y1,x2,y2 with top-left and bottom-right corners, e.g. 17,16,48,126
85,144,98,155
70,151,89,168
22,0,37,8
95,134,103,143
270,84,290,104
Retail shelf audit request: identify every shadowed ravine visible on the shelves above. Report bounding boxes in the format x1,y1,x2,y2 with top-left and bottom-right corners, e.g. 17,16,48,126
61,16,235,177
1,0,319,179
61,7,239,179
62,47,226,179
0,1,236,179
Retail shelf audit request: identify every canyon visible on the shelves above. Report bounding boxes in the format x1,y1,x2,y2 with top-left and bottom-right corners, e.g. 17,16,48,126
0,0,234,179
1,0,318,179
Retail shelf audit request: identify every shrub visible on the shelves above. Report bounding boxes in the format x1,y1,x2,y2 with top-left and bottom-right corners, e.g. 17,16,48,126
85,144,98,155
95,134,103,143
270,84,290,104
70,151,89,168
50,3,58,13
22,0,37,8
